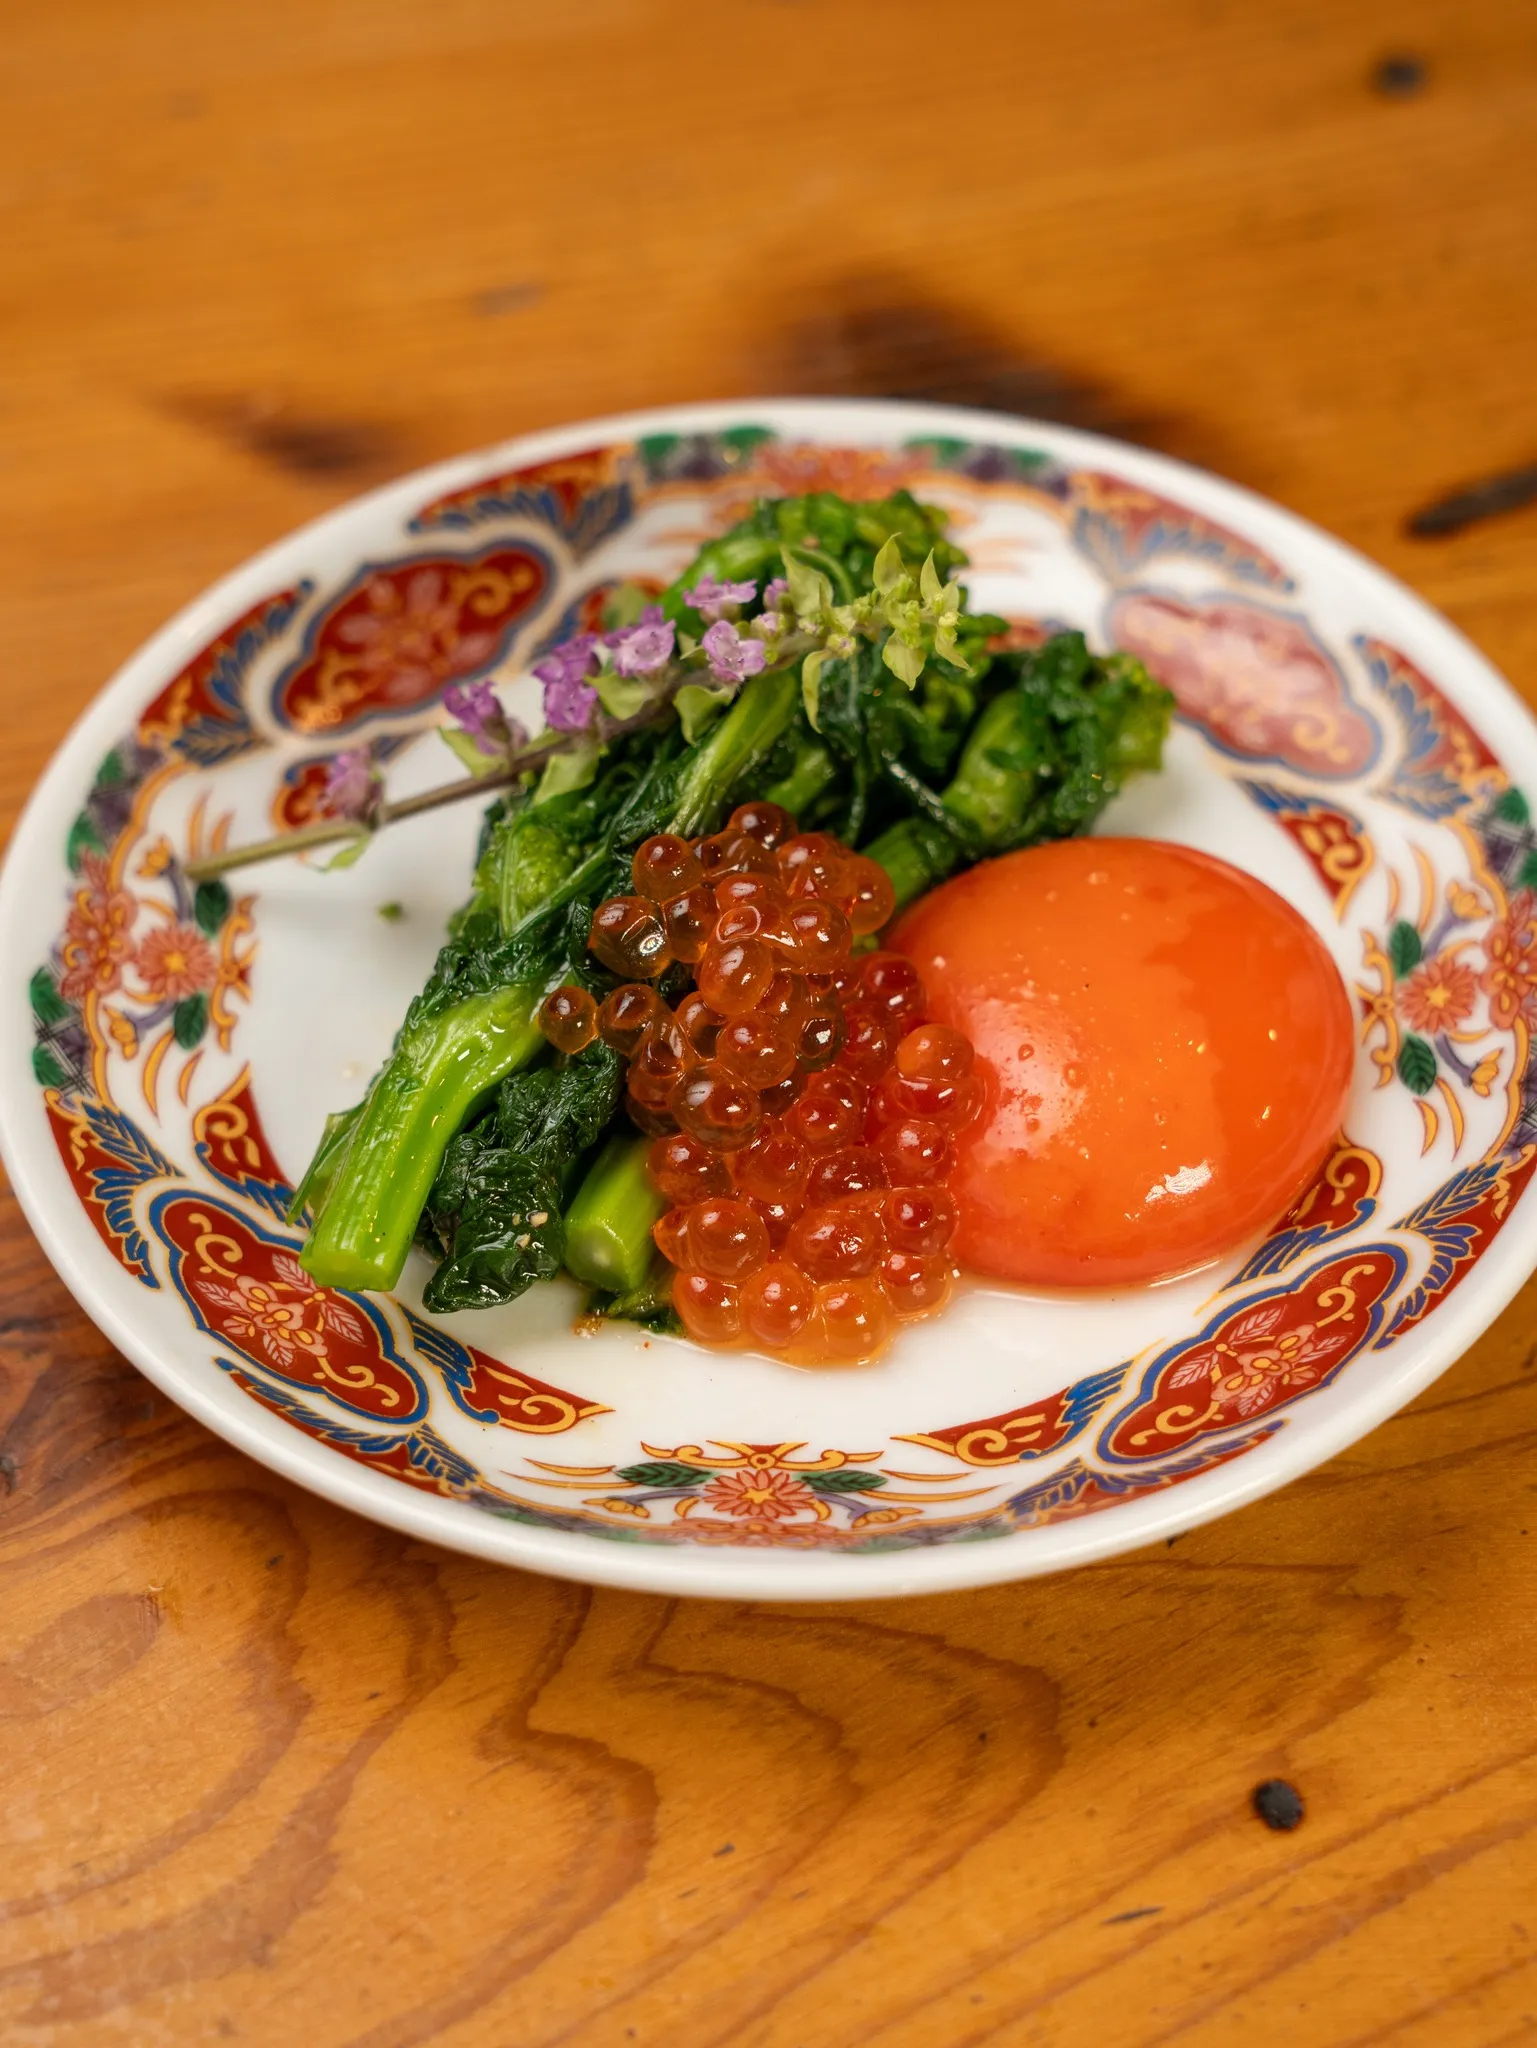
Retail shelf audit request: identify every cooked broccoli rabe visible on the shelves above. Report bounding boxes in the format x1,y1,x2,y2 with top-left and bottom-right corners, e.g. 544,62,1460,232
294,490,1172,1316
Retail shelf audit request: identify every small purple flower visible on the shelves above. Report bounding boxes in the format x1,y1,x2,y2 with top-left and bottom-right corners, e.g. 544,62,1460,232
325,747,379,822
701,619,768,686
442,677,517,757
532,633,601,733
610,617,675,678
760,576,790,611
684,575,759,621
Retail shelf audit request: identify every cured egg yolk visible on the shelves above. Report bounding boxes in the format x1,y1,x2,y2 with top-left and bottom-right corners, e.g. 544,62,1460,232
890,838,1355,1288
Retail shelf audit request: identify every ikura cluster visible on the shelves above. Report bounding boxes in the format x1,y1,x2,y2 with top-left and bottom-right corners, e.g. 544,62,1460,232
535,802,982,1365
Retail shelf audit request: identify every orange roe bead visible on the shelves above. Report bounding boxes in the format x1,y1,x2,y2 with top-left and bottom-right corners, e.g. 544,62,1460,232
670,1060,762,1150
816,1277,894,1361
786,1201,883,1281
884,1186,959,1255
673,1271,743,1344
728,800,796,850
660,884,718,965
760,1071,805,1117
749,1196,797,1249
789,1072,866,1150
777,833,846,900
783,899,852,967
653,1206,692,1267
632,832,703,902
676,990,724,1060
648,1132,731,1205
713,902,767,944
537,984,598,1054
880,1250,954,1316
714,872,784,916
596,982,659,1055
716,1013,798,1090
878,1118,954,1186
873,1069,985,1128
895,1023,974,1086
837,1003,897,1082
686,1197,770,1280
759,968,810,1029
732,1121,811,1207
740,1261,816,1346
805,1145,888,1208
589,896,670,979
839,855,897,936
795,1005,845,1072
696,935,776,1016
628,1012,692,1107
697,830,775,878
859,951,926,1026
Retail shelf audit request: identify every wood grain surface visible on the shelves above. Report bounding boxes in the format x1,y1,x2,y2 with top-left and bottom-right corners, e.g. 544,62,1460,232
4,2,1537,2040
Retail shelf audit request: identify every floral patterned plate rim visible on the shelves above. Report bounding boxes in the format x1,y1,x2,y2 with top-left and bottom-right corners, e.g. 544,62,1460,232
4,396,1537,1602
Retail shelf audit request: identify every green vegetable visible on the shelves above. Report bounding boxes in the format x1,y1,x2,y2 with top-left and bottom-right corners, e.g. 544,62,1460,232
295,490,1172,1314
563,1134,665,1293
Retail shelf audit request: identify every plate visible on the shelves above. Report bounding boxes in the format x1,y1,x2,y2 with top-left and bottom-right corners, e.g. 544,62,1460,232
5,398,1537,1601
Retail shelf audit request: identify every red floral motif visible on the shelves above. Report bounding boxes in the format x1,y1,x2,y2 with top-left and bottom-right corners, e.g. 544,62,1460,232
44,1092,165,1281
192,1067,291,1207
896,1365,1122,1467
137,586,308,759
1400,954,1480,1034
1249,791,1374,917
1357,635,1502,816
702,1467,817,1519
1481,890,1537,1032
270,758,338,834
133,921,217,1002
1109,592,1379,778
274,547,547,734
1070,473,1291,588
1102,1247,1405,1460
60,853,137,1006
157,1194,424,1419
411,447,621,531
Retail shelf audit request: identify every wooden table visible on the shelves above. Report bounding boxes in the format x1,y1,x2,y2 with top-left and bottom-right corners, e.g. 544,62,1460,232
4,2,1537,2040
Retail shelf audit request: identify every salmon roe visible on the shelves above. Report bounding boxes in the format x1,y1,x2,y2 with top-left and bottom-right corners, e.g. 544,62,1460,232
534,810,977,1365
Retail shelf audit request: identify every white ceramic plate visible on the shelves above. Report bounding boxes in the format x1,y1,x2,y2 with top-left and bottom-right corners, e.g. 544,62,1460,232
5,398,1537,1601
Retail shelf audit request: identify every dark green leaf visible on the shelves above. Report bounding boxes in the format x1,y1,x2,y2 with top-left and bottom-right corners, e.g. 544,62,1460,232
805,1470,886,1494
1398,1033,1437,1094
193,879,231,935
66,812,103,872
614,1461,709,1490
495,1040,623,1180
172,995,208,1048
32,1045,69,1089
421,1151,565,1313
29,966,72,1028
1389,920,1423,977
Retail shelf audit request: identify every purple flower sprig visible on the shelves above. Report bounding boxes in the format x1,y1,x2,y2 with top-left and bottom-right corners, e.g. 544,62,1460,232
443,677,527,759
531,634,603,733
324,745,383,824
701,620,768,685
683,575,758,622
608,606,675,678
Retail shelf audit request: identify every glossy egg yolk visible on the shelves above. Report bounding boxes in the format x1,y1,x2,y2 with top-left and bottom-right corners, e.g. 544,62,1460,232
890,838,1355,1288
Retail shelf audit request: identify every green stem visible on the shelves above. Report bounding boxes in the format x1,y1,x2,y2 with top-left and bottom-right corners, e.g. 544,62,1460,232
563,1135,664,1293
668,668,800,837
300,985,544,1291
863,688,1030,910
